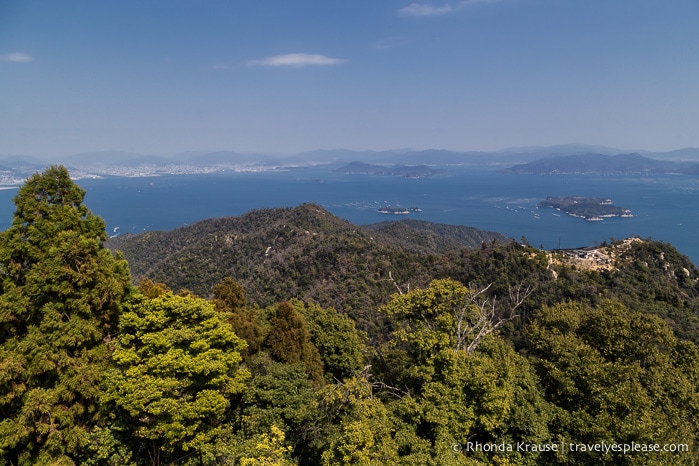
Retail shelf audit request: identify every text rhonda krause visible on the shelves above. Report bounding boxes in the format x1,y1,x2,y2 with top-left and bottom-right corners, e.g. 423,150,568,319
454,441,690,455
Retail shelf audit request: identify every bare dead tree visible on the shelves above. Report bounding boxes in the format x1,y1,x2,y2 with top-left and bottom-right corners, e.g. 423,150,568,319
454,282,535,355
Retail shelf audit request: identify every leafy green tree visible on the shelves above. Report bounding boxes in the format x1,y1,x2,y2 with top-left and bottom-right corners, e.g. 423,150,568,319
319,377,399,466
102,292,249,465
377,280,552,465
380,279,528,372
214,277,247,311
227,352,318,464
383,337,552,466
0,166,132,464
527,300,699,465
290,299,366,383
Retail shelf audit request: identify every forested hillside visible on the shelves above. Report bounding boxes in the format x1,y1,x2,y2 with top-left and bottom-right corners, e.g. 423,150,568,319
364,219,509,252
105,206,508,335
2,167,698,465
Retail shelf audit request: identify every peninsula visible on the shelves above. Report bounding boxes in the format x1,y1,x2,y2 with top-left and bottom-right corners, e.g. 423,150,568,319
538,196,633,221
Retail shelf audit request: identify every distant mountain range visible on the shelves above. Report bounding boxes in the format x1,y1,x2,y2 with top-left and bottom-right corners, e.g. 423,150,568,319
500,153,699,175
2,145,699,183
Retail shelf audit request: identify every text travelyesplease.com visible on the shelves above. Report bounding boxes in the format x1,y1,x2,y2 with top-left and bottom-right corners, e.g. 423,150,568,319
452,441,690,455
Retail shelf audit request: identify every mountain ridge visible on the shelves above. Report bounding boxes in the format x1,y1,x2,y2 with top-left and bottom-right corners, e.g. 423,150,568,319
105,204,509,315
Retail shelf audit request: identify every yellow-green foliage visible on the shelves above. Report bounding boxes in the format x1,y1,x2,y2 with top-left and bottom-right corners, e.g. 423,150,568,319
239,425,295,466
319,377,399,466
103,293,249,456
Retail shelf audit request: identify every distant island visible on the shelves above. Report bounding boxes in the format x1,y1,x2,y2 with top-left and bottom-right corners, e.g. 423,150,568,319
500,153,699,175
333,161,444,178
538,196,633,221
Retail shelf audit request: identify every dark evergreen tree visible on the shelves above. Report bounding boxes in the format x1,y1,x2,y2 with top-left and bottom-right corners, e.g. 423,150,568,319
136,277,171,299
213,277,247,310
0,166,132,464
266,301,324,384
212,277,266,357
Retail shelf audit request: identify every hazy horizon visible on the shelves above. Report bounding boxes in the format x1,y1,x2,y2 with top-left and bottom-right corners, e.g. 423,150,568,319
4,143,699,164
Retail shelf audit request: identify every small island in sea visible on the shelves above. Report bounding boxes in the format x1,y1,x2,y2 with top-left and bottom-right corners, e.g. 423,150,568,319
538,196,633,221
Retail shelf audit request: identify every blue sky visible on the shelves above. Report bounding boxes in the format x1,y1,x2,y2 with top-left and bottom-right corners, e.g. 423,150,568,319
1,0,698,158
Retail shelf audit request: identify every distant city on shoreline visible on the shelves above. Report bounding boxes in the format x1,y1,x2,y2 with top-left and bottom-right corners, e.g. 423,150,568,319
3,144,699,184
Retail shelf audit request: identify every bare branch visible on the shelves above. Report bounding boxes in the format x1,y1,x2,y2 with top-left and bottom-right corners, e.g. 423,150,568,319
508,283,535,311
370,380,410,399
454,282,534,355
383,270,410,295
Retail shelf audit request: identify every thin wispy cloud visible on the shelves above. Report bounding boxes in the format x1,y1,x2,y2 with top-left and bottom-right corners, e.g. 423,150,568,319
247,53,347,67
400,3,453,17
400,0,499,17
0,52,34,63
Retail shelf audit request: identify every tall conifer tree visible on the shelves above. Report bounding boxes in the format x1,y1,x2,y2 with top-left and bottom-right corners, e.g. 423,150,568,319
0,166,132,464
266,302,324,384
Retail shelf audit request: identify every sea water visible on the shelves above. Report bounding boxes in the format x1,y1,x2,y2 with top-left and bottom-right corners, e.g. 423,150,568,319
0,166,697,264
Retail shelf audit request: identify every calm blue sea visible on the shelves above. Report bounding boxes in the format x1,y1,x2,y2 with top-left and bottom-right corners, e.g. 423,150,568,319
1,166,697,264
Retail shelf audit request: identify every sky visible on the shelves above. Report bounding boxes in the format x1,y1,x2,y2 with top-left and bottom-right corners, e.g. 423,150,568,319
1,0,699,159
